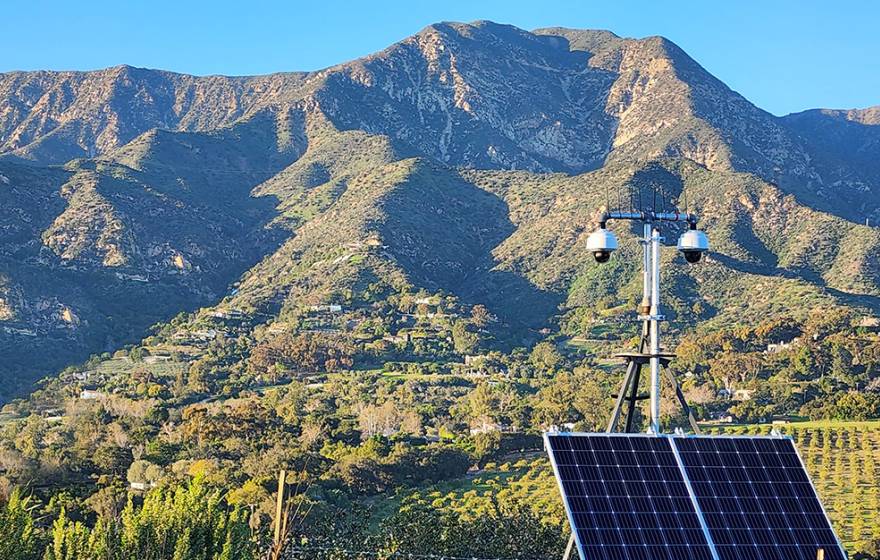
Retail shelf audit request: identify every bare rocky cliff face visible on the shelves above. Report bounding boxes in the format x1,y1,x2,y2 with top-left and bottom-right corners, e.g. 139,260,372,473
3,22,877,219
0,20,878,396
0,65,311,163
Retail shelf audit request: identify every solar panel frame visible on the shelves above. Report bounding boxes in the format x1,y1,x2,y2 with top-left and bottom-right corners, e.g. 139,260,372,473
545,433,847,560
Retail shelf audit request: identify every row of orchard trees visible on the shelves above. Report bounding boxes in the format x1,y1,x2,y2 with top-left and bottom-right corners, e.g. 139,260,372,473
0,478,254,560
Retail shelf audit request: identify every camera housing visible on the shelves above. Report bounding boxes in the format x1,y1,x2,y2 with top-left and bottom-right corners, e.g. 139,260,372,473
677,224,709,263
593,250,612,263
586,225,618,263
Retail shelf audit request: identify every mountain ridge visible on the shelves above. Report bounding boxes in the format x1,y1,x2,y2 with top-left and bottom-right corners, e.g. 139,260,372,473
0,20,879,397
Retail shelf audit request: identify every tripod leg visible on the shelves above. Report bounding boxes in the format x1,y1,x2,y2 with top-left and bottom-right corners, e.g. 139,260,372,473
607,360,636,433
562,532,577,560
663,369,702,434
624,363,642,433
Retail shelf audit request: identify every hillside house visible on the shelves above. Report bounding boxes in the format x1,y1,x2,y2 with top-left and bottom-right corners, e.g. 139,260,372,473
383,333,410,345
144,355,172,364
1,326,37,337
309,304,343,313
464,355,481,366
469,421,505,435
460,354,504,378
710,413,734,423
174,329,221,342
265,323,288,335
209,308,245,320
469,421,518,435
857,316,880,333
765,341,792,354
303,327,341,334
114,272,149,282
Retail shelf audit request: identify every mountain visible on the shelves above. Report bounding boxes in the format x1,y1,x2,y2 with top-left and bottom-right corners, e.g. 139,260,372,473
0,20,879,397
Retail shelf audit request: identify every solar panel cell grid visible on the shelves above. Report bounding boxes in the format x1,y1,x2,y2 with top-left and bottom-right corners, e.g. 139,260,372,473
547,434,846,560
674,437,845,560
546,434,717,560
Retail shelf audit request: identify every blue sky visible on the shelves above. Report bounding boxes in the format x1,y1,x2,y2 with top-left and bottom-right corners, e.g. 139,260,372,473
4,0,878,116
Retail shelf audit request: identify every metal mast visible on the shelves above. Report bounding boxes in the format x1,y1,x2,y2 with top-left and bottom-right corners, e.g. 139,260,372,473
587,209,709,434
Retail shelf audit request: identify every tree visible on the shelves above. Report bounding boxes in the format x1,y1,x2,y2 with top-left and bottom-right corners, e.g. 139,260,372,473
357,401,400,438
472,431,501,467
452,321,480,354
460,382,520,428
0,489,38,560
129,347,145,363
43,477,256,560
830,392,880,421
85,485,127,520
14,415,47,460
529,342,562,375
378,495,566,559
326,456,390,495
187,359,210,393
531,370,605,430
126,460,163,487
247,333,354,376
470,305,492,328
92,443,133,475
45,510,91,560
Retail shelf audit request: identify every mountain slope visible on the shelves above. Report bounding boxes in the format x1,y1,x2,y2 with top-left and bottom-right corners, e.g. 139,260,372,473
0,20,879,396
5,23,877,223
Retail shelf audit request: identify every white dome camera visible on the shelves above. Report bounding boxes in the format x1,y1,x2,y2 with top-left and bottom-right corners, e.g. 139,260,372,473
586,223,619,263
677,223,709,263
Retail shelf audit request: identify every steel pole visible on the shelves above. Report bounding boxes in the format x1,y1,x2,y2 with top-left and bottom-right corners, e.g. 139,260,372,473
649,226,662,433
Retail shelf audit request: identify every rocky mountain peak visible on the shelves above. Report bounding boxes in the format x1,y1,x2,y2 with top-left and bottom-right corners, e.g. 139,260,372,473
0,20,879,398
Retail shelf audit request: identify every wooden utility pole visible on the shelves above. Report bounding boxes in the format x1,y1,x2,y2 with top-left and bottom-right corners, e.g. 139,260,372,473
274,469,286,548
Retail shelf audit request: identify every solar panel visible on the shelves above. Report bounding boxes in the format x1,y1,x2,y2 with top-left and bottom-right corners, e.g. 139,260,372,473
545,433,846,560
545,434,717,560
674,436,846,560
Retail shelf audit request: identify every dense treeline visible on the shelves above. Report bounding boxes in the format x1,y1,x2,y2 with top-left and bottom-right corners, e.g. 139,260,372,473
0,477,566,560
670,308,880,422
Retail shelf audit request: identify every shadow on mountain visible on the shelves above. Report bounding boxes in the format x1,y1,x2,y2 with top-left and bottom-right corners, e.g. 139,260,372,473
376,161,562,337
0,113,304,400
626,163,686,214
778,110,880,225
711,253,880,313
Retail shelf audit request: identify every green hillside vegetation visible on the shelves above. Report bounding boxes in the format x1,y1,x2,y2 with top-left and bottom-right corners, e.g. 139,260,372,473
1,300,879,556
